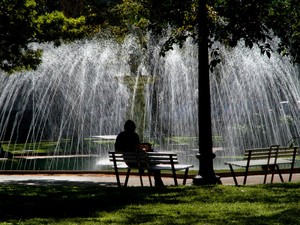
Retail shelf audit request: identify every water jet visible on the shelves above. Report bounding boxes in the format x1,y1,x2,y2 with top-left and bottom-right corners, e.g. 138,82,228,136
0,36,299,171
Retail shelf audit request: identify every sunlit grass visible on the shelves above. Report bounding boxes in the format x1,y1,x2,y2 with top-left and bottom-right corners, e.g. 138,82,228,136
0,182,299,225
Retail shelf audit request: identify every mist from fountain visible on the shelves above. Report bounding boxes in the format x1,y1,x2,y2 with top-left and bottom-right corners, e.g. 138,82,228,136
0,35,299,170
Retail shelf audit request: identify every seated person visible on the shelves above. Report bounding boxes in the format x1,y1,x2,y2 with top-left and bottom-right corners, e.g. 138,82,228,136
115,120,164,187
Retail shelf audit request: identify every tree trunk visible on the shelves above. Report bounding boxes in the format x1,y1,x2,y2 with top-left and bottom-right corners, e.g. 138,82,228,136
193,0,221,185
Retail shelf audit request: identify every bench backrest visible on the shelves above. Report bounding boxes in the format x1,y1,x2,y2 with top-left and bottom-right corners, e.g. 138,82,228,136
109,151,182,169
243,145,297,160
146,152,179,165
108,151,147,165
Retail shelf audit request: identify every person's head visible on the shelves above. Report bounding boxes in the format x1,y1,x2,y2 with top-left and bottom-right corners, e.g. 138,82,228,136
124,120,136,132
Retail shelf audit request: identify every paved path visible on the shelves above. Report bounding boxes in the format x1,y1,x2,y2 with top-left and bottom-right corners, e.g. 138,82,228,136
0,173,299,187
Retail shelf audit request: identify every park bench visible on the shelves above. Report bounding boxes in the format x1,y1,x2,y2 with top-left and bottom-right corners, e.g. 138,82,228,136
225,145,298,185
146,152,193,186
108,151,151,188
108,151,193,187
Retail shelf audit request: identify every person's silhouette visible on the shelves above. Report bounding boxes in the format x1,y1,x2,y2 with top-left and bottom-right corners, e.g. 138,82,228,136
115,120,164,187
115,120,140,153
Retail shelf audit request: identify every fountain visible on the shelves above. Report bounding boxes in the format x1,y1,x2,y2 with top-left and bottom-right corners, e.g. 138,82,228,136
211,41,300,157
0,35,299,171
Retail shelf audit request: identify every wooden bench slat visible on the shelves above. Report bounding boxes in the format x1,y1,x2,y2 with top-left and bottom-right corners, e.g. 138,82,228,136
225,158,293,167
148,160,179,164
147,152,177,156
244,151,294,157
150,164,193,171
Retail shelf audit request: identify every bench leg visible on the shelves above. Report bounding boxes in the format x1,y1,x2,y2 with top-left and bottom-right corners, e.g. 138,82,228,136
182,168,189,185
173,174,178,186
124,168,131,187
262,165,268,184
276,165,284,183
270,165,276,184
115,171,121,188
288,165,294,182
138,170,144,187
112,161,121,188
147,171,153,187
288,170,293,182
243,165,250,185
229,165,239,186
171,169,178,186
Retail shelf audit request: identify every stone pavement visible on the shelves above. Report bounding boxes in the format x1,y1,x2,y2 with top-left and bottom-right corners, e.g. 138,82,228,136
0,172,299,187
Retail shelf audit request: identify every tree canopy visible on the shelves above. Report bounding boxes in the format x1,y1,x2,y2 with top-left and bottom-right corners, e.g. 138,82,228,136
1,0,300,73
208,0,300,64
268,0,300,63
0,0,42,73
0,0,88,73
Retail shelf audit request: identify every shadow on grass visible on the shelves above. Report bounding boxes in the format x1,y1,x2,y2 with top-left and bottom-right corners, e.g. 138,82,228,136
0,181,300,224
0,180,185,221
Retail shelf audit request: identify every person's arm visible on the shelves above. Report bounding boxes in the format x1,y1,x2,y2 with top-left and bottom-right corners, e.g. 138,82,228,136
135,133,141,145
115,134,122,152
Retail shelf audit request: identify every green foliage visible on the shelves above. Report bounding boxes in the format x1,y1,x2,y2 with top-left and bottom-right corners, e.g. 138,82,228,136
35,11,87,46
210,0,271,48
267,0,300,63
0,183,300,224
2,141,58,154
148,0,197,34
209,0,300,64
149,0,198,55
79,0,119,32
153,0,300,65
0,0,88,73
106,0,150,40
1,139,114,156
2,0,300,73
0,0,40,73
111,0,149,27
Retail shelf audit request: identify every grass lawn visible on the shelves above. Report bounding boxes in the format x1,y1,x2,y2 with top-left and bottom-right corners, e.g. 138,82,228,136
0,182,299,225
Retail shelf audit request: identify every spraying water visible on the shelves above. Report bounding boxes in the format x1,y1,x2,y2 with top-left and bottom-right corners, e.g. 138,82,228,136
211,42,300,158
0,35,299,170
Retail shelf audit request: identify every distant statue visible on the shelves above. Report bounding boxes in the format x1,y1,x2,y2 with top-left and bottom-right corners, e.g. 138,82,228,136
115,120,164,186
127,23,145,76
127,23,143,47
